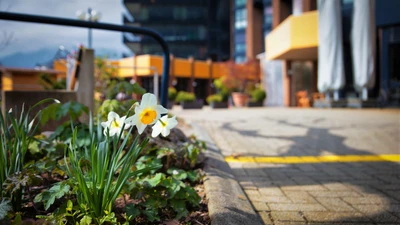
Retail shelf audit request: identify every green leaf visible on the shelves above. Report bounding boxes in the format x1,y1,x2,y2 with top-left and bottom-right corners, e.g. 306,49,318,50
125,204,140,219
161,177,182,198
80,215,92,225
45,195,56,211
12,213,22,225
0,199,11,220
66,200,73,212
167,168,187,181
170,199,188,219
156,148,175,159
142,173,165,187
132,82,146,95
187,170,200,182
34,183,70,210
142,208,160,222
28,140,41,155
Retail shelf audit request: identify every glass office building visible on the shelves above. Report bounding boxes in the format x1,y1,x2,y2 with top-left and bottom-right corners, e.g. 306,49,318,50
123,0,230,61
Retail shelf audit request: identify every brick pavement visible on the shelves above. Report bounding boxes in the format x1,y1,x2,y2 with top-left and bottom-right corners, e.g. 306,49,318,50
172,107,400,224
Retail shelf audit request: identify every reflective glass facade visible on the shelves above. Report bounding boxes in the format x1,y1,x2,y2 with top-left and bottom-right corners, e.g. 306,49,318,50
123,0,230,61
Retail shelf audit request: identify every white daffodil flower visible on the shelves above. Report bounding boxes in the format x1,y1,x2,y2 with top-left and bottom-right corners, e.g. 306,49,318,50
101,111,130,137
126,93,168,134
151,115,178,138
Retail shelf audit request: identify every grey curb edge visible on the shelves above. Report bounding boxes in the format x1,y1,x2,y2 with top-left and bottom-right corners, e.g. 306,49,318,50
190,122,264,225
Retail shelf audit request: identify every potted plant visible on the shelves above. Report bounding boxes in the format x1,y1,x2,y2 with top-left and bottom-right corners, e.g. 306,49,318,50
220,60,258,107
167,87,177,109
247,88,267,107
175,91,203,109
208,78,230,108
207,94,228,109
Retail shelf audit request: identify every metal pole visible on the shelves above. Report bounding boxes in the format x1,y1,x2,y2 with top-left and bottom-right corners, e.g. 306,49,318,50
88,8,92,48
0,11,170,107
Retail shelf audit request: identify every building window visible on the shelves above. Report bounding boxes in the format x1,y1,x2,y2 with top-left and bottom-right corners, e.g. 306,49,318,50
342,0,353,5
235,32,246,43
264,6,273,25
235,55,246,63
235,8,247,29
235,0,246,7
235,43,246,54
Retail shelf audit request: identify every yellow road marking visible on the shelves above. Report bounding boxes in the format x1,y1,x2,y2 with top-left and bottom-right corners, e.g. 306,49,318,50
225,154,400,164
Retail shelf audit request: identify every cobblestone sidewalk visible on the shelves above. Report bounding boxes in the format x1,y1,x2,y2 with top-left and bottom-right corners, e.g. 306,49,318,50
172,107,400,224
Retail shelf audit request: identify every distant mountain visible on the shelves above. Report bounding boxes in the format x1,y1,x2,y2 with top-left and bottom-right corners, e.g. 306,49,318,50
0,48,57,68
0,47,130,68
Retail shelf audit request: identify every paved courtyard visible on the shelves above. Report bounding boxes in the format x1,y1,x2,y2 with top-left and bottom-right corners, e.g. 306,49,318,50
171,107,400,225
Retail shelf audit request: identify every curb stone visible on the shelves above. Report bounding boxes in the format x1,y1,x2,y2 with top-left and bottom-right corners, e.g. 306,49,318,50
190,122,264,225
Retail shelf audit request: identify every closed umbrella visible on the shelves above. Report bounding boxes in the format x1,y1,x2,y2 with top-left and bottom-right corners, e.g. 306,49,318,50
317,0,345,100
351,0,376,100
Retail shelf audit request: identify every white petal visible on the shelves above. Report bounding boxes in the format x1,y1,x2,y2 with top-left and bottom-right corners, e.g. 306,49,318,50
119,116,131,129
159,115,169,122
156,105,168,115
136,122,147,134
101,121,109,129
125,115,137,126
167,116,178,129
109,128,118,137
147,93,158,106
141,93,157,107
103,127,109,136
107,111,119,121
161,127,171,137
151,123,162,137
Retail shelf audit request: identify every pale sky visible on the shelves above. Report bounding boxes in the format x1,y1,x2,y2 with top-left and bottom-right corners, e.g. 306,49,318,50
0,0,131,57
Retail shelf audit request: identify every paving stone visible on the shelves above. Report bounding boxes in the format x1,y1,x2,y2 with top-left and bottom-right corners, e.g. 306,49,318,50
258,187,285,196
239,181,257,190
342,196,389,205
252,201,270,211
387,204,400,213
232,168,247,176
270,211,306,222
268,203,327,211
372,184,400,191
173,107,400,225
316,197,356,212
244,189,261,199
283,191,318,204
364,212,400,223
302,212,371,223
258,211,273,225
256,196,291,203
322,182,350,191
281,184,326,192
309,190,362,198
274,222,307,225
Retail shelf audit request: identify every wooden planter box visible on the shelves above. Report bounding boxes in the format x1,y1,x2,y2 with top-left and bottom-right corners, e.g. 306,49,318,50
181,100,204,109
246,101,263,107
210,101,228,109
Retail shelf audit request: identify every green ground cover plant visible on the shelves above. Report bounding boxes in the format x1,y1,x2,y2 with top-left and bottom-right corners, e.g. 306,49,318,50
0,92,208,225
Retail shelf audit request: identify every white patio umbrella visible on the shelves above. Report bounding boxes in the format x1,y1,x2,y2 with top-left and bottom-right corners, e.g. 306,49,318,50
317,0,345,100
351,0,376,100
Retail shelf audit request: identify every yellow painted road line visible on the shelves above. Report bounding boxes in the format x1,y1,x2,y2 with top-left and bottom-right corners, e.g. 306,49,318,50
225,154,400,164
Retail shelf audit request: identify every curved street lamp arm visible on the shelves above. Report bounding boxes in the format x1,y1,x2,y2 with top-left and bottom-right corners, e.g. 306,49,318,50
0,11,170,107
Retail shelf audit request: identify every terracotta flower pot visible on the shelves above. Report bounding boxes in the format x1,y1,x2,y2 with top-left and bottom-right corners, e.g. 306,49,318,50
231,92,249,107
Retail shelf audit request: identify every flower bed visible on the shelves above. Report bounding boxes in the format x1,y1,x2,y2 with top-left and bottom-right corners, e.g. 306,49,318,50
0,93,210,224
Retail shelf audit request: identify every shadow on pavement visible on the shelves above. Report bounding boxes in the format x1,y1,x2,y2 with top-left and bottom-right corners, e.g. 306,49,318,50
219,118,400,224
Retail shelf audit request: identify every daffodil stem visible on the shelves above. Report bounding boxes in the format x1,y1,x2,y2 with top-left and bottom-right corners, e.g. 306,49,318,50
158,118,166,126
